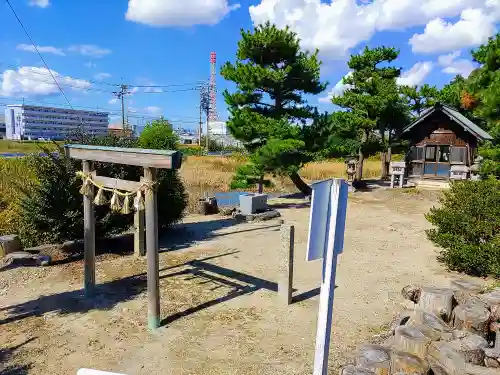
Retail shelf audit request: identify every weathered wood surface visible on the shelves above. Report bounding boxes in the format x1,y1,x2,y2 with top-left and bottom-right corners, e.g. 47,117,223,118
0,234,22,258
402,284,421,304
342,283,500,375
65,144,182,169
446,333,488,365
339,365,376,375
83,160,95,297
406,310,453,341
394,326,431,359
452,300,490,334
484,349,500,368
144,167,160,330
134,209,145,257
465,363,500,375
390,350,429,375
428,341,466,375
416,287,455,322
278,224,294,306
90,172,143,192
451,279,484,305
356,344,391,375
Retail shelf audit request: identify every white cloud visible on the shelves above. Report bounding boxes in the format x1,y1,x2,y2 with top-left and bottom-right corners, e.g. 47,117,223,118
249,0,495,59
29,0,50,8
129,86,140,95
0,66,91,97
68,45,112,58
108,98,119,105
145,106,162,114
16,44,65,56
125,0,241,26
144,86,162,93
396,62,434,87
409,8,497,53
319,72,352,103
437,51,477,77
94,72,112,80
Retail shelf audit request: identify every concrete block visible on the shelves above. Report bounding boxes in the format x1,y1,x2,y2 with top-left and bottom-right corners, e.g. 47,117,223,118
239,193,268,214
0,235,22,258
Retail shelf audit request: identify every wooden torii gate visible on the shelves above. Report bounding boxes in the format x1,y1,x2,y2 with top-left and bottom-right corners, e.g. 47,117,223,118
65,144,182,330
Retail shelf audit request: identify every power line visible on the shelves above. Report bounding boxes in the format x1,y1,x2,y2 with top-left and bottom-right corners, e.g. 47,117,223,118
0,97,200,122
4,0,74,110
0,62,205,90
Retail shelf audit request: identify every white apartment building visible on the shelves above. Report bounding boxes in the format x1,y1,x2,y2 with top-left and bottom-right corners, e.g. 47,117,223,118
4,104,109,141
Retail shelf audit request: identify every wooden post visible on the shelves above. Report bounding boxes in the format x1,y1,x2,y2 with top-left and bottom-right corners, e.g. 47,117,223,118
134,209,145,257
82,160,96,297
144,167,160,330
278,224,294,306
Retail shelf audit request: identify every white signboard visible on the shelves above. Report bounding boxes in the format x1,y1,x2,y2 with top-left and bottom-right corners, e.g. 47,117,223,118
306,179,348,261
306,178,349,375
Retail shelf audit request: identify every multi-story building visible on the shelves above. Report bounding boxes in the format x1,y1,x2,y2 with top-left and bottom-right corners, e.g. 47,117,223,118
0,114,5,139
4,104,109,141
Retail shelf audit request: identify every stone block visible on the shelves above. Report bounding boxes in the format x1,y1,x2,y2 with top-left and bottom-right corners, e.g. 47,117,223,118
0,235,22,258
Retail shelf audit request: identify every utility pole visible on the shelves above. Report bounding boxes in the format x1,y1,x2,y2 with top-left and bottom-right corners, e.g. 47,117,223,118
199,83,210,153
113,84,131,131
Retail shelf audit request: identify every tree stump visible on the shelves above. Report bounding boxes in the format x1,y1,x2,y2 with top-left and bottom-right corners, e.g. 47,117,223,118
450,279,484,305
394,326,431,359
427,341,466,375
390,350,429,375
0,235,22,258
406,310,453,341
340,365,376,375
484,348,500,368
452,300,490,335
390,310,414,335
355,344,391,375
416,287,455,322
402,285,421,304
446,333,488,365
465,363,500,375
480,289,500,320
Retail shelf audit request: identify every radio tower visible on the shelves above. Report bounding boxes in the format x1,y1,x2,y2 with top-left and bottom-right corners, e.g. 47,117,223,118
208,52,218,122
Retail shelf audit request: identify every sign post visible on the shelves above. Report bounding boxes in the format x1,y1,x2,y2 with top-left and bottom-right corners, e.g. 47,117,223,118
306,179,349,375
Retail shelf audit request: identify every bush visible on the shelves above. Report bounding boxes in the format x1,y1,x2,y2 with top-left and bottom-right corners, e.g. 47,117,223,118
138,125,187,229
138,118,179,150
426,178,500,277
16,132,187,248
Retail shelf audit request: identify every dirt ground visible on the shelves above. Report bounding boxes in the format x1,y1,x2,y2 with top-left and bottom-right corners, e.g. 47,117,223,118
1,188,456,375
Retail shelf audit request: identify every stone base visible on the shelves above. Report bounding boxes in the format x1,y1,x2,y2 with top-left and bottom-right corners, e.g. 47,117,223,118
232,208,281,222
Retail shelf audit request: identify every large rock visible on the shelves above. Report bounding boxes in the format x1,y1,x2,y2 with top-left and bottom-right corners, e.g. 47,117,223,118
0,234,22,258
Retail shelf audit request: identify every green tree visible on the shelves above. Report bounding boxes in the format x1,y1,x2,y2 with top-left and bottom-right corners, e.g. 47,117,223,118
426,179,500,277
17,132,186,248
438,75,467,109
221,22,327,195
458,34,500,177
332,46,409,182
138,117,179,150
400,84,439,117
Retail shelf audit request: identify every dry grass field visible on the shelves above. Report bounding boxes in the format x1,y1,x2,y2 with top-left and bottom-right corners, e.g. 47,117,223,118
179,156,382,212
0,154,382,219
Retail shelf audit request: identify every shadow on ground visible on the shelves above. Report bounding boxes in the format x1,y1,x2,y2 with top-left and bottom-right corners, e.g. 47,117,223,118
0,338,35,375
159,218,281,252
0,252,233,326
1,247,321,329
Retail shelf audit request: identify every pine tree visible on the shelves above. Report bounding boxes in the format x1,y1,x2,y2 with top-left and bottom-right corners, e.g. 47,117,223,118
221,22,327,195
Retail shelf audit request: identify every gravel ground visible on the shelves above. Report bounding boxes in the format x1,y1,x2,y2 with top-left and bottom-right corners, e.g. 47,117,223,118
1,188,454,375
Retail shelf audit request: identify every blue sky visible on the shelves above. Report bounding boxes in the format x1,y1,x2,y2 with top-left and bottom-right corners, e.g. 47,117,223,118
0,0,498,131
